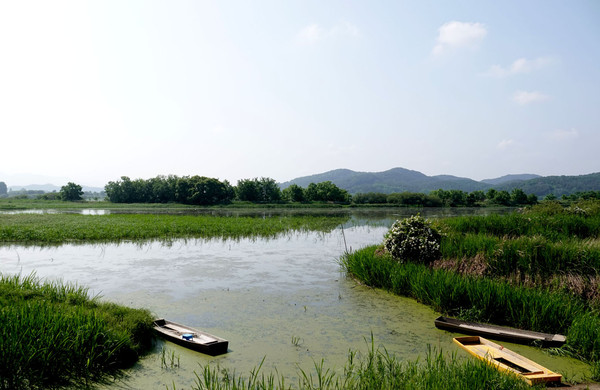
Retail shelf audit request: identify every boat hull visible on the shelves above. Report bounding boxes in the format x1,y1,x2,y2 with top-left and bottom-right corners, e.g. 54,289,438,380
153,319,229,356
435,316,566,347
454,336,562,386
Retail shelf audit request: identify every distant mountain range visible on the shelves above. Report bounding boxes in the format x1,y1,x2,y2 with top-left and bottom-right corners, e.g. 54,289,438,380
280,168,600,198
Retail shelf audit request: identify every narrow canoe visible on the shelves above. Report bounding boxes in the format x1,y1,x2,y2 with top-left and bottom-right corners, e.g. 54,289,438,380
435,316,566,347
153,318,229,356
454,336,562,386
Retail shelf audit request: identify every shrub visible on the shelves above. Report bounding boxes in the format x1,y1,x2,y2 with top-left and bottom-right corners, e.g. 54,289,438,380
383,214,442,264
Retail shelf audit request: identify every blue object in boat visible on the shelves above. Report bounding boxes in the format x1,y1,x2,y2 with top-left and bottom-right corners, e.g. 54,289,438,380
182,333,194,340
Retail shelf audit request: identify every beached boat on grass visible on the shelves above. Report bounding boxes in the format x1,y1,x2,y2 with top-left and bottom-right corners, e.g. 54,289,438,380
435,316,566,347
153,318,229,356
454,336,562,386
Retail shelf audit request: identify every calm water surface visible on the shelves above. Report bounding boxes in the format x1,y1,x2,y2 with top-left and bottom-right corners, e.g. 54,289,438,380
0,210,591,388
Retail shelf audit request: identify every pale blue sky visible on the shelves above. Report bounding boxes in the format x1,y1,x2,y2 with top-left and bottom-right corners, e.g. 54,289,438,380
1,1,598,187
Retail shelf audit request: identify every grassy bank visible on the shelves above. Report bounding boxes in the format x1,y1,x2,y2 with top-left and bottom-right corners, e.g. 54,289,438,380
176,344,532,390
342,246,600,376
0,213,348,244
0,273,154,390
341,201,600,379
433,201,600,307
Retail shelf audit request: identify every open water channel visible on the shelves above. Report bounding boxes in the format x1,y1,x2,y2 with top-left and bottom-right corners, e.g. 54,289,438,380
0,209,592,388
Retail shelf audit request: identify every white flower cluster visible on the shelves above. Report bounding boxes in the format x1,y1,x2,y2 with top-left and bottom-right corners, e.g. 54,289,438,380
383,214,441,264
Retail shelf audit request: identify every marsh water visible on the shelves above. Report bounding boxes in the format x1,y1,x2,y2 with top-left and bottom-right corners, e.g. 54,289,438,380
0,208,592,387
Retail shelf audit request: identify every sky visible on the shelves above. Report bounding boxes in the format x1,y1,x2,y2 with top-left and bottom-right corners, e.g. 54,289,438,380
1,1,599,188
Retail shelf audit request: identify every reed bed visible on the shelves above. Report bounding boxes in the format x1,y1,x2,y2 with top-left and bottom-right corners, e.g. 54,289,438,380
0,214,348,245
436,208,600,241
178,345,532,390
341,246,600,366
0,274,154,390
440,233,600,277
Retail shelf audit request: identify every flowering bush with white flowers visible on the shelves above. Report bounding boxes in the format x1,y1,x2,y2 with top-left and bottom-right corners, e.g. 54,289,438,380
383,214,441,264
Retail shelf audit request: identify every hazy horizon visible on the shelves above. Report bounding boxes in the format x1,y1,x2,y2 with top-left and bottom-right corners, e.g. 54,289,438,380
2,167,595,190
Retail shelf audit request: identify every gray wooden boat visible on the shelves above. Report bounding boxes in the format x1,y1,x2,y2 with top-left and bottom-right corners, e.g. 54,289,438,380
434,316,566,347
153,318,229,355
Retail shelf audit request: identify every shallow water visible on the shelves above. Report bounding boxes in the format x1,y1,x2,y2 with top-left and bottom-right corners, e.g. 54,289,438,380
0,211,592,387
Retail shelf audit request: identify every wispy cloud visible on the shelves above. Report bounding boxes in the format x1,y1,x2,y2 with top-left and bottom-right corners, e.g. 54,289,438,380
296,21,359,45
296,24,324,45
484,57,553,77
513,90,550,105
497,139,515,150
549,128,579,141
432,21,487,56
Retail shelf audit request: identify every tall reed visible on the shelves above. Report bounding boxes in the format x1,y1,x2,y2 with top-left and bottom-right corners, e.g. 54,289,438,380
341,246,599,361
440,233,600,277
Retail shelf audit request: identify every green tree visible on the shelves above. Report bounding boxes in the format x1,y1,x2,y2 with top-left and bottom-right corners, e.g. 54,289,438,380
527,193,538,205
305,181,350,203
236,179,261,202
511,188,529,205
185,176,233,205
258,177,282,202
0,181,7,196
486,188,497,201
282,184,306,202
236,177,281,203
60,182,84,201
105,176,135,203
447,190,467,207
493,190,511,206
430,189,450,206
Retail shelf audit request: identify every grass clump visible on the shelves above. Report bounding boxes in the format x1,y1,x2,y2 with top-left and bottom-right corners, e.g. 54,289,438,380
179,344,532,390
0,273,154,390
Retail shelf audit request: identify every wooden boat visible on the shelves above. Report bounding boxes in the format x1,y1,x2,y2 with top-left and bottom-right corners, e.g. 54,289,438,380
454,336,562,386
435,316,566,347
153,318,229,356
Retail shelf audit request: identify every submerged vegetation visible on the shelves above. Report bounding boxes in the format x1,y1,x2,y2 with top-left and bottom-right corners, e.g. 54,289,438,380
0,273,154,390
0,213,348,245
342,199,600,379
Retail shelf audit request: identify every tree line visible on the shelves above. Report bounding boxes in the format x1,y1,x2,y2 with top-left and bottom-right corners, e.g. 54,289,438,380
7,176,596,206
353,188,540,207
104,176,351,205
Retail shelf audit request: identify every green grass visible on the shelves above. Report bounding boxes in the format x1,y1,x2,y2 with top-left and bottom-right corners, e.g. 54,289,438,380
0,273,154,390
0,213,348,244
437,212,600,241
432,201,600,304
440,233,600,277
0,198,350,211
177,343,533,390
341,245,600,366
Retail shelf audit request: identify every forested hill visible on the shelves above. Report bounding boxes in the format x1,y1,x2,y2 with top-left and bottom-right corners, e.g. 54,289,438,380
279,168,600,197
493,172,600,197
